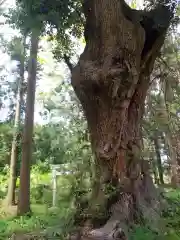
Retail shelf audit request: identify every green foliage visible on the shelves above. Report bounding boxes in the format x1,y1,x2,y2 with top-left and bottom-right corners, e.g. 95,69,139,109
0,123,12,169
128,188,180,240
0,204,74,239
130,225,180,240
0,163,82,238
6,0,83,56
130,226,158,240
162,189,180,236
15,0,82,29
5,36,26,62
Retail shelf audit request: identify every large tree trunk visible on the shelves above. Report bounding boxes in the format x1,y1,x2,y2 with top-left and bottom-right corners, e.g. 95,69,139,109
6,37,26,206
71,0,173,238
17,29,39,215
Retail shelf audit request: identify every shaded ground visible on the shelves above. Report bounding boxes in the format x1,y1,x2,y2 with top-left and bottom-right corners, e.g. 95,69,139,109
0,188,180,240
0,204,74,240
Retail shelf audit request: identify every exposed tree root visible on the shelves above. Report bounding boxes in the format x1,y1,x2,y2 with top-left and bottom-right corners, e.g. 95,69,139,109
70,173,164,240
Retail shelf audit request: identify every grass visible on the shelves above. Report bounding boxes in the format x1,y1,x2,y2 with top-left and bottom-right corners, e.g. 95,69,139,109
164,187,180,199
128,188,180,240
0,170,76,239
0,182,180,239
0,203,74,239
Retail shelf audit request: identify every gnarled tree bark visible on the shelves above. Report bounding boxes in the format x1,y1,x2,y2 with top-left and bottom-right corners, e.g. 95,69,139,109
71,0,174,239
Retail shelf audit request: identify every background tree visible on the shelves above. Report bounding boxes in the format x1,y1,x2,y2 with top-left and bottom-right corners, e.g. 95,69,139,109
17,28,40,214
143,26,180,188
6,36,26,206
12,0,83,215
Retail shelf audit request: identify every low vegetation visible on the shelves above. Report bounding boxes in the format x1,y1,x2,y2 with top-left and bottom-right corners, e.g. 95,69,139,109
0,164,179,239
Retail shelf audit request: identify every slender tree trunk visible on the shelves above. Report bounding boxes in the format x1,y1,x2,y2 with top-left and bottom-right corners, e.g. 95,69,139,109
150,147,159,184
153,135,164,185
174,135,180,174
6,38,26,206
71,0,173,238
17,29,39,215
163,79,179,187
166,128,179,187
6,71,23,205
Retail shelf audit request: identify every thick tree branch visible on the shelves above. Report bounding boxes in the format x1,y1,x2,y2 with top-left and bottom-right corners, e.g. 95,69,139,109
63,54,74,74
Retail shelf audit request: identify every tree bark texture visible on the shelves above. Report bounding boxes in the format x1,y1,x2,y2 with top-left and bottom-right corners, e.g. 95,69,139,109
17,30,39,215
6,38,26,206
71,0,173,239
